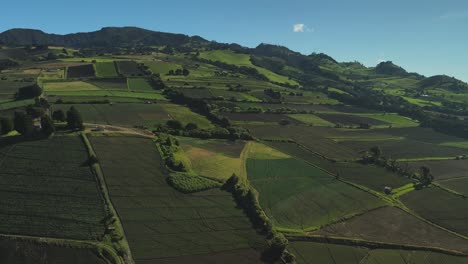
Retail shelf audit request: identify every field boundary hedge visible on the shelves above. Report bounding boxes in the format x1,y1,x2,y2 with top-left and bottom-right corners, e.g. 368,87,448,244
286,234,468,257
81,133,134,264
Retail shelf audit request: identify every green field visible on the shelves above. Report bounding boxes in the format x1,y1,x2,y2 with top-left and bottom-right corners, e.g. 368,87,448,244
199,50,299,86
401,187,468,236
289,241,468,264
313,206,468,253
94,62,118,77
90,136,266,263
0,237,107,264
287,114,335,126
265,141,410,191
0,136,106,240
127,78,153,91
46,90,167,100
143,61,181,75
43,81,100,91
177,137,245,181
246,143,384,230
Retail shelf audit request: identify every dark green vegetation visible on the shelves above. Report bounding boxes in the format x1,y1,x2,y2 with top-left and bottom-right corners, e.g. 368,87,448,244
0,136,106,239
289,241,468,264
91,136,266,263
401,187,468,236
0,237,107,264
1,26,468,263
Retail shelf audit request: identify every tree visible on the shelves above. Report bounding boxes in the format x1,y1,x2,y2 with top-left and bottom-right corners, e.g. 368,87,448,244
182,68,190,76
185,123,198,130
223,174,240,191
370,146,382,161
41,115,55,136
419,166,433,186
16,84,42,99
14,112,34,137
52,109,66,122
66,106,84,130
166,120,183,130
0,118,13,135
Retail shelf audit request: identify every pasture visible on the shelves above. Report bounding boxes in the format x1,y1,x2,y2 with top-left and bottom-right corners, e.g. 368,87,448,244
265,141,410,191
86,78,128,90
0,136,106,240
246,143,384,230
127,78,153,91
177,137,245,181
90,136,266,263
94,62,118,77
43,81,100,91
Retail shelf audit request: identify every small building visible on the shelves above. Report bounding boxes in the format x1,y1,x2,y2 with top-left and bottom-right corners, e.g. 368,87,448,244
33,118,42,130
384,186,392,195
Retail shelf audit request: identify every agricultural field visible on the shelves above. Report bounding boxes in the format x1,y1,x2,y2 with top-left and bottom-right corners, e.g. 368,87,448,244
401,187,468,236
0,238,108,264
437,177,468,196
46,90,167,100
66,64,95,78
143,61,181,75
222,112,302,125
317,113,389,127
0,136,106,240
90,136,266,263
287,114,335,126
115,61,143,76
0,80,34,100
43,81,100,91
86,78,128,90
246,142,384,230
245,124,359,160
127,78,154,91
94,62,118,77
312,206,468,253
404,159,468,180
289,241,468,264
199,50,299,86
177,137,245,181
265,141,411,191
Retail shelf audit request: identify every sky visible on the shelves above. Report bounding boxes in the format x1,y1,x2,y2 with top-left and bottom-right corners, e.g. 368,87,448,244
2,0,467,81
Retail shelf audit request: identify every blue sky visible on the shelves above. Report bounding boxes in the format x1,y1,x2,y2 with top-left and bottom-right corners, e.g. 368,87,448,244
2,0,467,81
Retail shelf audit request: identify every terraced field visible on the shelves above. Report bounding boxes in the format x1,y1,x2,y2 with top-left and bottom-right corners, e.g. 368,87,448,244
0,136,106,240
90,136,266,264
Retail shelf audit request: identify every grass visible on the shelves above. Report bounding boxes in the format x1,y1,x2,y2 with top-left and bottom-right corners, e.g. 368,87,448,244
143,61,181,75
46,90,167,100
127,78,153,92
246,143,385,230
199,50,299,86
0,136,107,240
90,136,266,263
95,62,118,77
167,173,222,193
160,103,214,129
86,78,128,90
358,113,419,128
401,186,468,236
177,137,246,181
0,99,35,110
43,81,100,91
287,114,335,126
313,206,468,253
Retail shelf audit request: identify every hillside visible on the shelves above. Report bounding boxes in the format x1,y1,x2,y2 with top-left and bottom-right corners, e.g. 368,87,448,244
1,27,468,264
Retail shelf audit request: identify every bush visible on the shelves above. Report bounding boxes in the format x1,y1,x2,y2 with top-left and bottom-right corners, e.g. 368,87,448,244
0,118,13,135
167,174,221,193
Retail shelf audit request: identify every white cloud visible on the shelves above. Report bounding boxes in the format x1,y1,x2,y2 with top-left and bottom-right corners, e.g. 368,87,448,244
293,23,305,32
